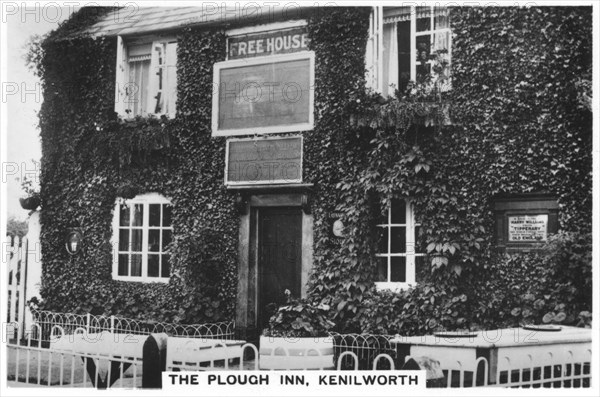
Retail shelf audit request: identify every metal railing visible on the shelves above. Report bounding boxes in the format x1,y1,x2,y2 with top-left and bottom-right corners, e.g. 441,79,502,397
330,332,396,370
30,309,235,342
6,325,591,388
6,324,142,388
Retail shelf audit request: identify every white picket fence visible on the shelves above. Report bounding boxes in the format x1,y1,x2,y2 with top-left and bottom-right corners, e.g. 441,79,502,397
5,212,42,341
6,235,28,340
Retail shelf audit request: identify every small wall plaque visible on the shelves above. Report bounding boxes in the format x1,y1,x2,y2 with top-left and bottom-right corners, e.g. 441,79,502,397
332,219,345,238
508,214,548,242
493,193,558,253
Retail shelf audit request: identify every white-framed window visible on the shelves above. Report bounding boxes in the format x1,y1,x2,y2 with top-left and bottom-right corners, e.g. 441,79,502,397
367,6,451,96
115,36,178,118
375,199,424,291
112,193,172,282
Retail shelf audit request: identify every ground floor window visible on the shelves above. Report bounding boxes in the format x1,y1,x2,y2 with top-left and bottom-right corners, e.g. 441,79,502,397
376,198,424,291
112,193,172,282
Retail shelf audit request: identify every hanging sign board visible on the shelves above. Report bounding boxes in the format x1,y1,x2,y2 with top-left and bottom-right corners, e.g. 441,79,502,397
225,136,302,185
212,51,314,136
508,215,548,242
228,26,310,60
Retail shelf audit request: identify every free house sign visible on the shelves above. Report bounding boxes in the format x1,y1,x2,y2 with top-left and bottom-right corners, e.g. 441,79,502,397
225,136,302,185
212,25,313,136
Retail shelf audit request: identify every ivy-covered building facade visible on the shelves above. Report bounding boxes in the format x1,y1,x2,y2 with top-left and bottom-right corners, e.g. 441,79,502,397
35,5,592,339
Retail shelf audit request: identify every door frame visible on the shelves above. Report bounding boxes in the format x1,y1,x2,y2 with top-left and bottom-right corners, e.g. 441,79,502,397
235,193,313,338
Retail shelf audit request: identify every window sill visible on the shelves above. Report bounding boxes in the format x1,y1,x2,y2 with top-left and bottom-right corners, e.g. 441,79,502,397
117,113,175,122
375,282,415,292
113,275,169,284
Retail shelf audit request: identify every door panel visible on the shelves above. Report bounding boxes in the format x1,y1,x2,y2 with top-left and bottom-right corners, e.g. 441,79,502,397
257,207,302,330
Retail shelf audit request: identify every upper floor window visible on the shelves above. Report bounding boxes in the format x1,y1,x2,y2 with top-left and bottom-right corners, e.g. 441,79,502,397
112,194,173,282
115,36,177,118
376,199,424,291
366,6,451,96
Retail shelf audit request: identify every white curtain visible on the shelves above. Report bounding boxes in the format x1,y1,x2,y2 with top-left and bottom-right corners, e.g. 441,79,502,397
382,23,398,97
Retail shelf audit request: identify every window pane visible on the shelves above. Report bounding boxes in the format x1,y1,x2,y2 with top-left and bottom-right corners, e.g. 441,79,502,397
390,226,406,253
391,256,407,282
118,229,130,252
415,256,427,283
377,227,389,253
376,257,388,282
132,204,144,226
128,43,152,58
148,255,159,277
163,204,172,227
391,199,406,224
434,11,449,29
397,20,411,92
148,229,160,252
131,229,143,252
119,204,130,226
118,254,129,276
417,63,431,81
149,204,161,227
416,35,431,63
128,59,151,117
414,225,424,253
161,254,170,278
433,31,449,53
416,16,431,32
131,254,142,277
162,230,172,251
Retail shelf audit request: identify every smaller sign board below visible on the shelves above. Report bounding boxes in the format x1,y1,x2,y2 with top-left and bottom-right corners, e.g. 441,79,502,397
508,215,548,242
226,136,302,185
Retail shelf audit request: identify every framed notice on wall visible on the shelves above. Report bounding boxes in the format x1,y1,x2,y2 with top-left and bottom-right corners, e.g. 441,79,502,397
493,193,558,253
225,136,303,185
508,214,548,242
212,52,315,136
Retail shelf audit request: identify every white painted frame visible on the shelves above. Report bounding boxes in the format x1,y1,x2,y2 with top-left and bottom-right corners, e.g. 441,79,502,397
372,6,452,94
211,51,315,137
224,135,303,185
375,199,424,291
413,6,452,83
114,35,178,120
111,193,172,283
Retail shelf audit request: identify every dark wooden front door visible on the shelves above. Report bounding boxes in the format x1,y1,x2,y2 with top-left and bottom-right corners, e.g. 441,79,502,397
257,207,303,330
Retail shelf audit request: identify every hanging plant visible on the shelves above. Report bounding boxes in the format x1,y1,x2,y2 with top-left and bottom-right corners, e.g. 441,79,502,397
19,194,41,211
